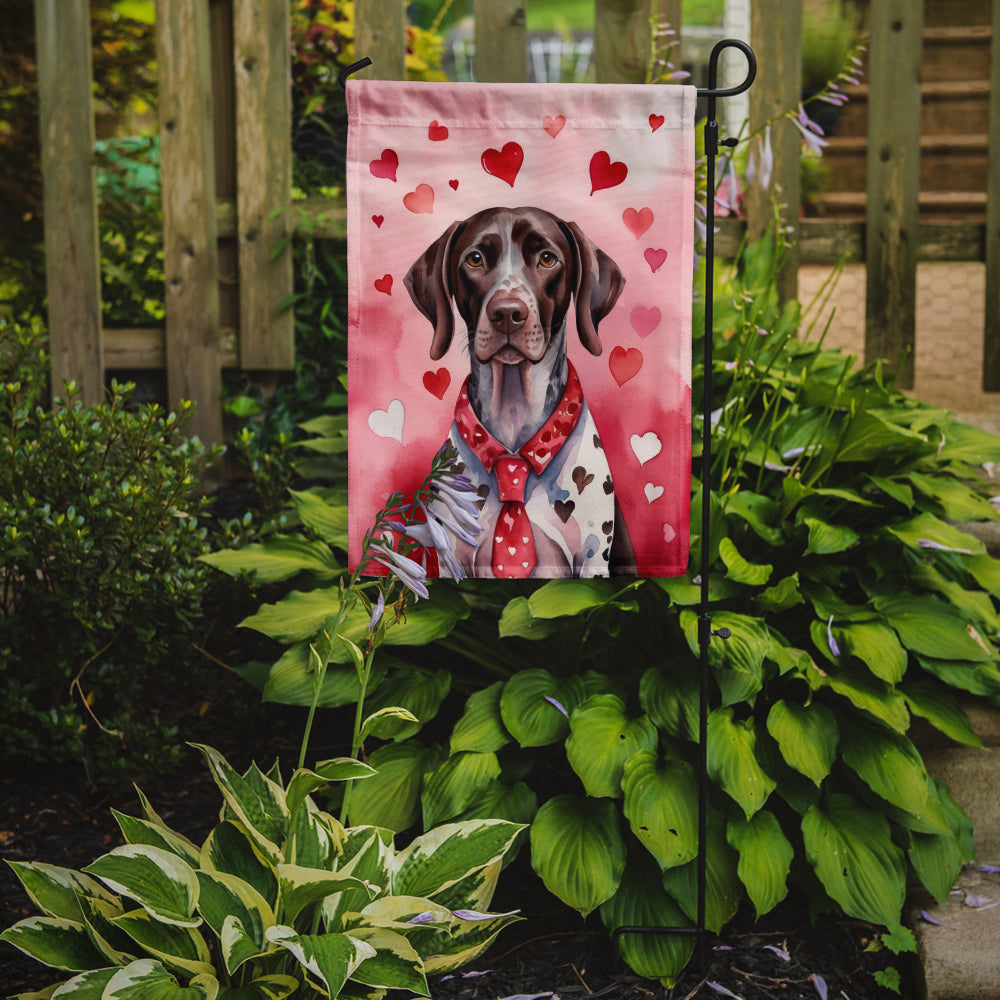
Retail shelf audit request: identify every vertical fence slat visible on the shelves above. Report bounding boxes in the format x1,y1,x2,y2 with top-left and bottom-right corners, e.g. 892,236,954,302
983,0,1000,390
34,0,103,405
355,0,406,81
474,0,526,83
157,0,223,444
746,0,801,304
594,0,658,84
864,0,923,389
233,0,294,370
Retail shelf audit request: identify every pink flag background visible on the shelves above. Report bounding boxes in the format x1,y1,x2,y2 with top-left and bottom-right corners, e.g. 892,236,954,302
347,80,696,577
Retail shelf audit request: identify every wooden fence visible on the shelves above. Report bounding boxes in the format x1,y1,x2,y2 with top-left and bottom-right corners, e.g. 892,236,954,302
33,0,1000,445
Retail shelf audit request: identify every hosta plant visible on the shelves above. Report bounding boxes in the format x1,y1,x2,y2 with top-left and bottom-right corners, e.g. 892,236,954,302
1,744,523,999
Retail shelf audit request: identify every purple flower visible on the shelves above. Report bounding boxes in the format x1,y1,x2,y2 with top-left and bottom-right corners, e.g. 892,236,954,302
407,911,438,925
917,538,973,554
544,695,569,718
827,616,841,658
707,983,742,999
812,974,828,1000
451,908,520,921
368,539,429,600
747,125,773,191
367,590,385,631
791,104,828,156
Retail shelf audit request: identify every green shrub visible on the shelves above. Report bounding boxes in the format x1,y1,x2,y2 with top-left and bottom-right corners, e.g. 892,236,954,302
0,316,220,783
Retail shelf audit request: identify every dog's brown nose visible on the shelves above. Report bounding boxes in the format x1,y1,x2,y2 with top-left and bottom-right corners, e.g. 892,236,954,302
489,297,528,335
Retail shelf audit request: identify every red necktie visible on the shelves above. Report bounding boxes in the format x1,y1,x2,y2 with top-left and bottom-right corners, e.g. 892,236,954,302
493,456,536,577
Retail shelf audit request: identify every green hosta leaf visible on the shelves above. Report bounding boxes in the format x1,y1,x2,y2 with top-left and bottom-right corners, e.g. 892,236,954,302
755,573,804,614
200,535,340,583
680,610,770,706
765,700,838,786
566,695,658,798
103,959,218,1000
967,553,1000,597
911,562,1000,633
288,489,349,546
599,853,694,987
802,793,906,926
498,596,566,639
346,926,428,994
718,537,772,585
4,862,118,922
200,822,278,910
195,871,274,974
724,490,784,545
808,660,910,732
874,594,995,662
362,667,451,740
835,621,907,684
84,846,200,928
111,908,214,978
901,680,982,748
0,916,107,971
866,474,914,509
727,811,793,918
530,795,626,917
639,664,699,742
835,410,927,463
499,670,584,747
260,643,387,709
886,512,985,556
907,472,998,521
909,827,966,905
707,708,776,819
935,421,1000,464
277,865,374,925
450,682,511,754
285,759,376,822
421,751,502,828
347,740,442,832
655,573,737,606
359,706,421,742
916,655,1000,697
839,718,929,816
453,779,538,827
527,579,617,617
216,975,299,1000
803,517,859,556
112,812,201,868
621,751,699,871
393,820,524,901
265,926,375,998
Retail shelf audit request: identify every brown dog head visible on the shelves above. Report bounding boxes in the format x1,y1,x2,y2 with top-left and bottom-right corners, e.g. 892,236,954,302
404,207,625,363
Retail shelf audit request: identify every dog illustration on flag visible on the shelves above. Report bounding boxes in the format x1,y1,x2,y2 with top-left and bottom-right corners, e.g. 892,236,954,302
405,205,636,579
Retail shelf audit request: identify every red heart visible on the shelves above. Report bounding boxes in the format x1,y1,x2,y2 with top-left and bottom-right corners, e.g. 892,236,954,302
649,114,664,132
428,120,449,141
374,274,392,295
630,305,661,338
369,148,398,181
622,207,653,239
403,183,435,214
449,179,459,190
644,248,668,273
372,215,384,228
543,115,566,138
609,346,643,387
589,151,628,195
482,142,524,187
422,368,451,399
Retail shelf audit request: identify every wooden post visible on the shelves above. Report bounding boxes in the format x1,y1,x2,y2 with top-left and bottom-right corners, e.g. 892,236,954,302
157,0,223,444
983,0,1000,390
233,0,294,369
864,0,923,389
355,0,407,81
34,0,104,405
474,0,526,83
746,0,801,305
595,0,674,84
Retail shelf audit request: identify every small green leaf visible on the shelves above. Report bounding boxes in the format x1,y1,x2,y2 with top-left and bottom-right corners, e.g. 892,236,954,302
639,664,699,742
499,670,584,747
421,751,502,828
718,537,772,585
527,579,617,618
451,682,511,754
839,718,929,817
707,708,776,818
803,517,859,555
727,810,793,917
200,536,340,584
346,740,441,832
287,489,348,546
765,700,838,786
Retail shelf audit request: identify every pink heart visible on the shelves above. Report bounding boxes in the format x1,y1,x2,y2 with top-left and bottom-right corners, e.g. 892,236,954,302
423,368,451,399
622,207,653,239
428,120,449,141
369,148,398,181
663,523,676,543
543,115,566,138
609,346,643,387
630,306,661,338
649,114,664,132
374,274,392,295
371,215,384,228
403,183,435,214
589,151,628,195
644,248,668,273
449,179,459,190
482,142,524,187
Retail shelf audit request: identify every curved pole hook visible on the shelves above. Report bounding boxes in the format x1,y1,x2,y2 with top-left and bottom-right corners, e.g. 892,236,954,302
337,56,373,90
697,38,756,99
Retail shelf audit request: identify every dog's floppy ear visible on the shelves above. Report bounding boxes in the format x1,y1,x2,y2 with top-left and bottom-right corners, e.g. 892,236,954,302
404,221,465,360
560,220,625,357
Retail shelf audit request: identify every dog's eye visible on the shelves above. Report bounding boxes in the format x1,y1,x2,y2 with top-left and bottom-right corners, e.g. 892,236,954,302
465,250,485,268
538,251,559,269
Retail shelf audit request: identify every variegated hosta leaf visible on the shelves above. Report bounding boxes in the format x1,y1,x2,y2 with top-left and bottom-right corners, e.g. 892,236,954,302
765,700,838,786
421,906,523,975
110,908,214,979
200,822,278,910
838,718,929,817
77,894,136,966
214,975,299,1000
112,811,202,868
345,926,429,995
323,829,393,931
450,681,511,754
727,810,793,917
276,864,376,925
391,820,524,901
599,853,694,987
802,793,906,926
288,801,343,870
285,760,375,823
0,916,107,972
102,958,218,999
421,859,501,916
4,861,118,922
621,751,699,871
529,795,626,917
420,751,501,829
706,707,776,819
195,871,274,974
362,667,451,741
499,669,585,747
347,740,442,832
566,696,658,799
265,925,375,998
83,845,200,928
45,966,118,997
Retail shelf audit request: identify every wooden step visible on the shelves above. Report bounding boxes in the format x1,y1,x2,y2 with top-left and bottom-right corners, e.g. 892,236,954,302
922,25,993,83
813,190,987,222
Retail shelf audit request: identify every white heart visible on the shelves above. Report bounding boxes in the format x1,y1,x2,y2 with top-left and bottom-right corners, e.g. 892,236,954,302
663,523,676,542
368,399,404,442
630,431,662,466
508,546,517,555
644,482,664,503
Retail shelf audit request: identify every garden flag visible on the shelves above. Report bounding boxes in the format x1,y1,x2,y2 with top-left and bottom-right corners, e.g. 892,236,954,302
347,80,696,578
